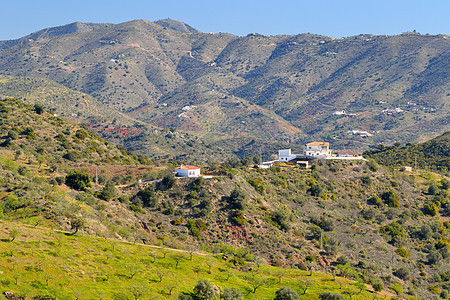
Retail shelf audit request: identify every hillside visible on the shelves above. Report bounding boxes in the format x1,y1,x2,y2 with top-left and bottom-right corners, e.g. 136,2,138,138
1,103,449,298
364,131,450,172
0,79,229,162
0,20,448,155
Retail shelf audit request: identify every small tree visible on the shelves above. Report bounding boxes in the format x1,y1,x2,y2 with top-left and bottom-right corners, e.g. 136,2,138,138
9,229,19,242
220,288,242,300
193,279,216,300
298,279,314,295
96,181,118,201
274,287,299,300
66,171,91,191
70,217,85,234
228,188,246,210
34,103,45,114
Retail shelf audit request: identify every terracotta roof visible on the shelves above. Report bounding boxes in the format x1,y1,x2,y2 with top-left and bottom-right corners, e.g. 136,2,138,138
176,165,200,170
306,142,330,146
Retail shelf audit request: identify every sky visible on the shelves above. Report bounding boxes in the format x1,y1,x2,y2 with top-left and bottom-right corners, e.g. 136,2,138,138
1,0,449,40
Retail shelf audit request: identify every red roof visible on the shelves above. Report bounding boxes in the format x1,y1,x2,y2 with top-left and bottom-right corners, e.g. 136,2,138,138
176,165,200,170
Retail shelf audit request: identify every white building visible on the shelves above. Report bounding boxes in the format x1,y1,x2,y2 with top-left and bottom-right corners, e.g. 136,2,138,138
333,110,346,116
305,142,331,157
175,165,201,178
278,149,298,162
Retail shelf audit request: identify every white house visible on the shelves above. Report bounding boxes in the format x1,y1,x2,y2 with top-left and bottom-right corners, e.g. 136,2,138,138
278,149,298,162
305,142,331,157
175,165,201,178
333,110,346,116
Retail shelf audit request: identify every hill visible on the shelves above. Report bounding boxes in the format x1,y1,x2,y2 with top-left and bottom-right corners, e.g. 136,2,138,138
0,79,229,162
364,131,450,172
1,103,449,298
0,20,448,156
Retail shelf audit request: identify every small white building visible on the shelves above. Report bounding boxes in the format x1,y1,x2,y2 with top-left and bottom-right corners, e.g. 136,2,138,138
175,165,201,178
333,110,346,116
305,142,331,157
278,149,298,162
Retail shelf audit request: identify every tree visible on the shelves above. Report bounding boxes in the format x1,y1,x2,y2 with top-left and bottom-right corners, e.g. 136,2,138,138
96,181,118,201
274,287,299,300
298,279,314,295
159,174,176,190
228,188,246,210
129,284,146,300
220,288,242,300
34,103,45,114
381,191,400,208
9,229,18,242
66,171,91,191
253,155,262,165
173,254,185,268
70,217,85,234
248,276,267,293
136,187,157,207
193,279,216,300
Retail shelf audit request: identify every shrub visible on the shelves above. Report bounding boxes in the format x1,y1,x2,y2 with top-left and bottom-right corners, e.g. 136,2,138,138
393,266,410,280
228,188,246,210
193,279,216,300
65,171,91,191
381,191,400,208
372,282,383,292
96,181,118,201
274,287,299,300
395,248,409,258
423,202,439,216
367,195,383,207
220,288,242,300
136,187,157,207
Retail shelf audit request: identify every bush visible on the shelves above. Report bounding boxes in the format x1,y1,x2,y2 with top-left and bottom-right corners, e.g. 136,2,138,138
65,171,91,191
136,187,157,207
395,247,409,258
393,266,410,280
274,287,299,300
372,282,383,292
220,288,242,300
96,181,118,201
193,279,216,300
367,195,383,207
381,191,400,208
228,188,246,210
423,202,439,216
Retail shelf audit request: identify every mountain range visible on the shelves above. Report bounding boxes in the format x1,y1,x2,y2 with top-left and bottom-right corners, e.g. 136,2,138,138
0,19,449,158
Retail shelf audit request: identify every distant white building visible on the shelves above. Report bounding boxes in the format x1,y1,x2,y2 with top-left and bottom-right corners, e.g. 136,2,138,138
278,149,298,162
346,130,373,137
305,142,331,157
333,110,346,116
175,165,201,178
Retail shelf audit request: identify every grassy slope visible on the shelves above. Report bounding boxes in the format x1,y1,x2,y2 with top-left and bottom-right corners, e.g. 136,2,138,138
0,221,381,300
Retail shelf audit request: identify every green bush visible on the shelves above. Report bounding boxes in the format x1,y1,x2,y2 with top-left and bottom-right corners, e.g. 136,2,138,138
395,247,409,258
274,287,299,300
65,171,91,191
423,202,439,216
381,191,400,208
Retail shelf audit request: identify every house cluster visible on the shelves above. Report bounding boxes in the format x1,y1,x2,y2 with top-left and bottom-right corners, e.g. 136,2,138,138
382,108,403,114
346,130,373,137
259,141,363,169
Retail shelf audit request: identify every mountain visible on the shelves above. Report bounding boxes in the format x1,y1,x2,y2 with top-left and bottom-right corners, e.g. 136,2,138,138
0,20,448,157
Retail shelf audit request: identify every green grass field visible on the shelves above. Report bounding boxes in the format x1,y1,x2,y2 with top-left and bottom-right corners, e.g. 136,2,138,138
0,221,388,300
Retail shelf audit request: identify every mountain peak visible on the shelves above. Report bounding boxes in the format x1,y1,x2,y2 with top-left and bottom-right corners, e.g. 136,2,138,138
154,18,199,33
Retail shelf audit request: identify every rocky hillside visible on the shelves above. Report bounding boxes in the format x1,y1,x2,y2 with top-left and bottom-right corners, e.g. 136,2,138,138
0,20,448,153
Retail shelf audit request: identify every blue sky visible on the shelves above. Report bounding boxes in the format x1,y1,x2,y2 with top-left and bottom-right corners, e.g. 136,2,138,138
1,0,449,40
